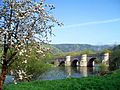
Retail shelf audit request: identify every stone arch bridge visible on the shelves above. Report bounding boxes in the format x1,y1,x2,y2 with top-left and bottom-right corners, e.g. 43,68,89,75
54,53,109,67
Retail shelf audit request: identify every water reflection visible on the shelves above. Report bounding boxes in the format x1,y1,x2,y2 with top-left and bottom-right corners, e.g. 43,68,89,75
65,66,71,78
79,67,88,77
38,66,98,80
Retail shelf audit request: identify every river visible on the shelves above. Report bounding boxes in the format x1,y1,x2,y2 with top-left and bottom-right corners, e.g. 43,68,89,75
38,66,100,80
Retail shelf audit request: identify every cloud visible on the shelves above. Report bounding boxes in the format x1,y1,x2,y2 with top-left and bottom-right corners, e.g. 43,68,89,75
63,18,120,29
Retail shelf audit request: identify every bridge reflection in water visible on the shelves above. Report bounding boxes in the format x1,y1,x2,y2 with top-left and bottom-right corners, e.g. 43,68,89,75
65,66,96,77
38,66,98,80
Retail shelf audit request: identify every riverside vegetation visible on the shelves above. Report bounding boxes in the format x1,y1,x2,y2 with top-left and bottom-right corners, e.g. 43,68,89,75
3,69,120,90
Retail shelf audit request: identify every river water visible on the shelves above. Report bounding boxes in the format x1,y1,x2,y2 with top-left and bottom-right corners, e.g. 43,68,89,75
38,66,100,80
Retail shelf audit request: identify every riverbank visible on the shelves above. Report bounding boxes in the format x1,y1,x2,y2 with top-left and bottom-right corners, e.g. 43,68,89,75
4,69,120,90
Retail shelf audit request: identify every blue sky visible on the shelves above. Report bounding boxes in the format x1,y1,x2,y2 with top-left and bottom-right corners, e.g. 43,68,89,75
45,0,120,45
0,0,119,45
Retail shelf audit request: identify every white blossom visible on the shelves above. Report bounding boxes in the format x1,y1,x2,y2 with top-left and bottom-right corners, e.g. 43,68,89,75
22,60,27,63
37,50,43,53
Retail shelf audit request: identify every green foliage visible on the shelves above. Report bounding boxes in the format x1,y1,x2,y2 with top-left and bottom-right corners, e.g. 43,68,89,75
52,44,112,52
99,64,109,75
110,45,120,70
81,49,96,54
9,43,52,81
53,51,81,59
53,53,65,59
101,49,111,54
48,45,63,54
53,49,96,59
4,69,120,90
43,44,63,55
94,58,101,64
65,52,81,56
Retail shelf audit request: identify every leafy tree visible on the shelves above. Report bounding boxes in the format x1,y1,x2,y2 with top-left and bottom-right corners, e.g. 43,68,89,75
0,0,62,89
94,58,101,64
99,63,109,76
9,42,51,82
65,52,81,56
81,49,95,54
110,45,120,70
101,49,111,54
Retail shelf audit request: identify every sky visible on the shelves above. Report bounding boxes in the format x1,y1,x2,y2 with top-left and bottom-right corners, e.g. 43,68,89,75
0,0,120,45
45,0,120,45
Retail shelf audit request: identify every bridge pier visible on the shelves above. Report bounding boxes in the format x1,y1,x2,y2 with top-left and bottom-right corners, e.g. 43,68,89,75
102,53,109,66
80,54,87,67
54,59,60,66
65,56,71,66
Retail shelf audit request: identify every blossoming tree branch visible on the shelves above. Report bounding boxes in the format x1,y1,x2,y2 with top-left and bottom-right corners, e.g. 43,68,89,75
0,0,62,89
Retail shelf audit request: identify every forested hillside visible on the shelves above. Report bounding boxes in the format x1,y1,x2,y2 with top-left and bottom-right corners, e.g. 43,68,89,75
52,44,112,53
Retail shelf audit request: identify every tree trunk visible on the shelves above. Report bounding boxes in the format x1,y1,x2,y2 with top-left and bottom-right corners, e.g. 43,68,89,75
0,34,8,90
0,64,7,90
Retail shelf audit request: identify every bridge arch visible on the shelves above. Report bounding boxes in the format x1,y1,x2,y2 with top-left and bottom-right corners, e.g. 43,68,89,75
87,57,96,67
71,59,79,67
59,61,65,66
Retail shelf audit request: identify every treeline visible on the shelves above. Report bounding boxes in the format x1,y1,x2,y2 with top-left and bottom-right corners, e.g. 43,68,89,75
52,44,112,52
110,45,120,70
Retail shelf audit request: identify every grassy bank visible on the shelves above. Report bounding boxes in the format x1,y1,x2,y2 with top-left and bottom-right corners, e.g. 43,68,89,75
4,69,120,90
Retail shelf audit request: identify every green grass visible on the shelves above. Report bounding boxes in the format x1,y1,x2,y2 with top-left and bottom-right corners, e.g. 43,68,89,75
4,69,120,90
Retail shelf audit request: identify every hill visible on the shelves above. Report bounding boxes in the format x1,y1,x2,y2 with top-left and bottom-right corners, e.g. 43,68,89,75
52,44,112,52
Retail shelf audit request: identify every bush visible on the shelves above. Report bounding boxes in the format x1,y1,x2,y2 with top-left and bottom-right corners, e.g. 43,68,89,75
8,43,52,82
99,63,109,75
